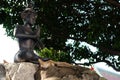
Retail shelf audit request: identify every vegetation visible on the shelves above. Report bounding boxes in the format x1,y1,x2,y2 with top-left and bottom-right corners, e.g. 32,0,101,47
0,0,120,71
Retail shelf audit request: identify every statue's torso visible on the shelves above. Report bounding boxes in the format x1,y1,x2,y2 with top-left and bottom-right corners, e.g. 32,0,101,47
19,39,35,49
16,25,35,49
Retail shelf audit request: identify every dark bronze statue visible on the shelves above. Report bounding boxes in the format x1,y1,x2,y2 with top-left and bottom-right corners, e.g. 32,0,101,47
14,4,47,64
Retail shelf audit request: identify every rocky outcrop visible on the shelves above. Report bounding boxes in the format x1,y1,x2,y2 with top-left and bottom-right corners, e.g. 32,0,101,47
2,63,38,80
0,61,106,80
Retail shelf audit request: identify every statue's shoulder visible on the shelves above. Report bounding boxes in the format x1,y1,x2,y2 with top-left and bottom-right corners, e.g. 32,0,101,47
14,25,24,33
15,25,25,31
16,25,23,28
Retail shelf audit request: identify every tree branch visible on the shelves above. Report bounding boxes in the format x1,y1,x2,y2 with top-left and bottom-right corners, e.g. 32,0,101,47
90,43,120,55
99,46,120,55
104,0,120,8
68,36,120,55
75,60,120,71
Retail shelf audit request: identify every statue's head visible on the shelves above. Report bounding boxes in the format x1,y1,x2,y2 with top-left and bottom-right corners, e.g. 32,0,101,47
21,3,37,25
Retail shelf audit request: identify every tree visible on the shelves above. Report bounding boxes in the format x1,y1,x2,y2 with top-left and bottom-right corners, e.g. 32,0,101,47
0,0,120,71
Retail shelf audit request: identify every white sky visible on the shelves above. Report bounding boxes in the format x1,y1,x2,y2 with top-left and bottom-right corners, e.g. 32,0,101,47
0,24,120,76
0,24,18,63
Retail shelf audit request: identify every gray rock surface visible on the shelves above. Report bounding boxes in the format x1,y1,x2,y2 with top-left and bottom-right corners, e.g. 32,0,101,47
0,62,106,80
3,63,38,80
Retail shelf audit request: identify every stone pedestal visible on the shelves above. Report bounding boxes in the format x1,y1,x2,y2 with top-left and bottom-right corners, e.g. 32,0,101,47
0,62,106,80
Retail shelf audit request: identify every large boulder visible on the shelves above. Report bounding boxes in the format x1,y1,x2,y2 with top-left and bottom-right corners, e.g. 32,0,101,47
2,63,38,80
0,60,106,80
35,59,106,80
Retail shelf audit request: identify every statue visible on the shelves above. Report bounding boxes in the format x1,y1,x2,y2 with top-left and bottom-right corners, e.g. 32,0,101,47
14,3,47,64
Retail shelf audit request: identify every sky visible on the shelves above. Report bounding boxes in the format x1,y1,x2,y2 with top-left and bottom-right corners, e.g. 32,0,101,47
0,24,120,78
0,24,19,63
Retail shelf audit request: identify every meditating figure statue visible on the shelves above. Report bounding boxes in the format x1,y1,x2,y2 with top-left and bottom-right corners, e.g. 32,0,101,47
14,3,46,64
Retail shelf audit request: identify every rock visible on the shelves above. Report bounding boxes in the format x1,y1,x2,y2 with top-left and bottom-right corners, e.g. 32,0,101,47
34,59,107,80
0,60,106,80
0,64,6,80
4,63,38,80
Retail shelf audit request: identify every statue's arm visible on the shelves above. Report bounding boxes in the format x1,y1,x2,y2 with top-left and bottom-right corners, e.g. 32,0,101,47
15,33,37,38
15,25,37,39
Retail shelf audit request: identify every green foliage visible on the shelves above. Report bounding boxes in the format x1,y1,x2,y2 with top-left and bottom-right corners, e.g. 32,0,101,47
1,0,120,70
38,47,73,63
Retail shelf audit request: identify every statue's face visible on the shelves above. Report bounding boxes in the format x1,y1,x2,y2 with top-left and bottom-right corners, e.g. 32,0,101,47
21,9,37,25
26,11,37,25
